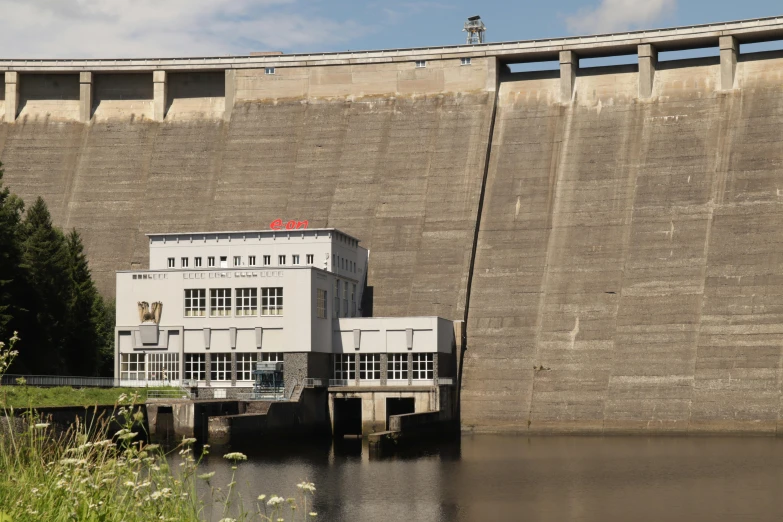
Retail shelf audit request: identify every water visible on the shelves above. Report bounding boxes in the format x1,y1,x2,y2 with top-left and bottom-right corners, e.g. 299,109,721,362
196,435,783,522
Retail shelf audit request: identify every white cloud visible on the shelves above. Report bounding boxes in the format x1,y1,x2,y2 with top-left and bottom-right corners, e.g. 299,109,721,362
566,0,677,35
0,0,369,58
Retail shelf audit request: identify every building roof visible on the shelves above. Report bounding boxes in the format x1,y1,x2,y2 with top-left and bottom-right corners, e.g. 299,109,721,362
145,228,362,243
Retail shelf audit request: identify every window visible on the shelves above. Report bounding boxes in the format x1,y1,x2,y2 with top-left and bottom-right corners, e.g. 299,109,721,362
278,255,286,266
334,354,355,381
261,353,283,363
316,289,327,319
412,353,434,380
147,352,179,381
263,255,271,266
359,354,381,381
234,256,241,267
208,256,215,267
351,284,357,317
306,254,314,265
184,354,206,381
210,288,232,316
292,255,300,265
195,257,202,268
237,354,255,381
220,256,228,268
333,279,340,318
261,287,283,315
184,289,206,317
249,255,256,266
415,60,426,68
236,288,258,316
461,57,472,66
181,257,189,268
388,354,408,380
167,258,175,268
120,353,145,380
211,354,231,381
343,281,349,316
265,67,275,75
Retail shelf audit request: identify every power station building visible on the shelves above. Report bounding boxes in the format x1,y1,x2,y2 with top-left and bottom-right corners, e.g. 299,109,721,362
114,227,456,412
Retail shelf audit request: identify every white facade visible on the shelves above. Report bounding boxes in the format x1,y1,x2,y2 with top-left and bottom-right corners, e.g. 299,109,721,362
114,228,454,392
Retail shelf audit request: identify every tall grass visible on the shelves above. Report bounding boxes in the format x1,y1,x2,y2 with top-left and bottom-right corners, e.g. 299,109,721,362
0,334,317,522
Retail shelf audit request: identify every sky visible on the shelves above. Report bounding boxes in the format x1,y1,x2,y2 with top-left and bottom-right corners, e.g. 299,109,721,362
0,0,781,59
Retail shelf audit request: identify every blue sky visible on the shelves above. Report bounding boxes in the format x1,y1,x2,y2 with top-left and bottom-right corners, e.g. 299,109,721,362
0,0,780,58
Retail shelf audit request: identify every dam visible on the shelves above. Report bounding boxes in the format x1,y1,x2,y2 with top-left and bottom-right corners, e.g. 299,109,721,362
3,16,783,435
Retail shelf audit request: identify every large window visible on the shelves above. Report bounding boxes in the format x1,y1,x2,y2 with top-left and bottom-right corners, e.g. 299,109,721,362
236,288,258,316
184,354,205,381
359,354,381,381
210,288,232,317
261,353,283,363
184,289,206,317
351,284,357,316
211,354,231,381
333,279,340,318
343,281,349,317
261,287,283,315
387,354,408,381
316,289,327,319
237,353,255,381
120,353,145,380
334,354,355,381
412,353,434,380
147,353,179,381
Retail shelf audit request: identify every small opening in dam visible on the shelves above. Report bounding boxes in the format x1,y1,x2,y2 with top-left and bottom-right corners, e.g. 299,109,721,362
333,399,362,438
740,40,783,57
658,47,719,63
579,55,638,68
507,61,559,73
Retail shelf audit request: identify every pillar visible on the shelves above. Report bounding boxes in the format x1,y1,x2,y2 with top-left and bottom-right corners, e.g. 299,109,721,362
559,51,577,103
720,36,738,90
224,69,235,122
79,72,93,123
638,44,657,99
153,70,167,121
4,72,19,122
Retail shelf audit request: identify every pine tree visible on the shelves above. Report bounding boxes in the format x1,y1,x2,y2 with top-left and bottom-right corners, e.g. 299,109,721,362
0,164,24,343
94,296,116,377
64,229,100,375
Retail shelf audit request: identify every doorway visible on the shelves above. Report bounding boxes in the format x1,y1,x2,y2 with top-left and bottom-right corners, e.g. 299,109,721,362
386,398,415,430
333,398,362,438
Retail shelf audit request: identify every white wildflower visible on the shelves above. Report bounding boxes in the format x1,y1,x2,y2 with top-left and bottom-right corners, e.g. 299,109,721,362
222,452,247,462
297,481,316,493
267,495,285,507
34,423,49,429
197,472,215,480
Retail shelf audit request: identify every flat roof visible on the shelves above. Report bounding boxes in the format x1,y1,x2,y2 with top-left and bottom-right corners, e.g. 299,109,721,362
146,228,361,243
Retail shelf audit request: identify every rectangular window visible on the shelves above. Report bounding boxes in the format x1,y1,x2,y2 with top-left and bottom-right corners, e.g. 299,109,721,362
233,256,241,267
263,255,271,266
235,288,258,316
181,257,189,268
359,354,381,381
120,353,145,380
333,279,340,318
261,287,283,315
195,257,202,268
412,353,434,380
249,255,256,266
352,283,357,317
237,354,255,381
415,60,426,68
184,289,206,317
147,352,179,382
184,354,205,381
220,256,228,268
167,258,175,268
208,256,215,267
265,67,275,75
387,354,408,381
461,57,471,66
343,281,349,316
306,254,314,265
278,255,286,266
292,255,300,265
211,354,231,381
261,353,283,363
210,288,232,317
316,289,327,319
334,354,355,381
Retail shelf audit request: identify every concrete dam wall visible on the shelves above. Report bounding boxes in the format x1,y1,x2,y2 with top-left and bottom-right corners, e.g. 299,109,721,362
4,16,783,434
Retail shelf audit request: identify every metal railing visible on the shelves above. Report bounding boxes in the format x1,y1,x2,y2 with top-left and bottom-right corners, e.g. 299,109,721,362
326,377,455,387
147,389,191,400
2,374,118,388
303,378,326,388
328,379,349,387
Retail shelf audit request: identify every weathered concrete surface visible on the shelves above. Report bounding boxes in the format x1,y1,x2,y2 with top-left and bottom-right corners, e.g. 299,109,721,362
462,52,783,434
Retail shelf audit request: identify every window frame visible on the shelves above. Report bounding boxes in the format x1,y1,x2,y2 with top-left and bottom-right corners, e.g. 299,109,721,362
233,256,241,267
235,288,258,316
334,354,355,381
184,288,206,317
167,258,175,268
208,256,215,267
249,255,256,266
263,255,271,266
265,67,275,75
211,353,231,381
278,255,286,266
412,353,434,380
292,254,300,265
359,354,381,381
120,353,145,381
415,60,426,68
461,57,472,66
261,287,283,316
387,354,408,381
181,257,189,268
306,254,314,265
316,288,327,319
236,353,255,381
210,288,232,317
184,354,206,381
195,257,202,268
147,352,179,382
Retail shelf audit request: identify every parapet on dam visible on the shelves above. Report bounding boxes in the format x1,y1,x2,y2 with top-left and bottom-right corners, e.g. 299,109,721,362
4,16,783,435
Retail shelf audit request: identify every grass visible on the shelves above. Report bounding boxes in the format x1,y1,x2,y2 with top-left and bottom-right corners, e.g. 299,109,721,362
0,386,175,408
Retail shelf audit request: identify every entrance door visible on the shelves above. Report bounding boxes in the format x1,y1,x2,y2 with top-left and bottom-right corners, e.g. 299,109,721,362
386,398,415,430
333,398,362,437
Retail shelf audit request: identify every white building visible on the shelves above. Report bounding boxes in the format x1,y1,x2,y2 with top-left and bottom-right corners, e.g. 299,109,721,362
114,228,456,406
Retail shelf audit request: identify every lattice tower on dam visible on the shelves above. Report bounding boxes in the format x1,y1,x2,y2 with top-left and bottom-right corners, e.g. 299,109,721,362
3,16,783,434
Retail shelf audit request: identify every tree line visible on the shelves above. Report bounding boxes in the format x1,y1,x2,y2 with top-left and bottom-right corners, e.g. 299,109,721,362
0,163,114,376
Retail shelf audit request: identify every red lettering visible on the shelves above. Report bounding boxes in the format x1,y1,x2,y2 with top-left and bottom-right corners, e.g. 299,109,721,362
269,219,309,230
270,219,283,230
295,220,308,230
285,220,296,230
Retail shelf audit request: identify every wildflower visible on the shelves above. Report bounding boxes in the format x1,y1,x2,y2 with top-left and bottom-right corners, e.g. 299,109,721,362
197,472,215,480
297,482,316,493
117,393,128,403
181,437,197,445
223,452,247,462
124,481,135,487
287,497,296,504
33,423,49,429
267,495,285,506
118,432,138,441
144,444,160,451
309,513,317,518
258,494,266,501
133,410,145,422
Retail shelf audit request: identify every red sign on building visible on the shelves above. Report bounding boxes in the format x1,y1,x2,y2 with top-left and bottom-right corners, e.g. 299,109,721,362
270,219,309,231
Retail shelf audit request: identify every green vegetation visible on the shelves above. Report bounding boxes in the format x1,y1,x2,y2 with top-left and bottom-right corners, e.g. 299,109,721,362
0,386,173,408
0,162,114,376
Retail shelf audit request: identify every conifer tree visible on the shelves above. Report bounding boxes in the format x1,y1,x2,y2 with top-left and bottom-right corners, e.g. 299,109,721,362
0,164,24,342
64,229,100,375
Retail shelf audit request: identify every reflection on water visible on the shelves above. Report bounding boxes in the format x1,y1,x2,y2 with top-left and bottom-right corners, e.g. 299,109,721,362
196,435,783,522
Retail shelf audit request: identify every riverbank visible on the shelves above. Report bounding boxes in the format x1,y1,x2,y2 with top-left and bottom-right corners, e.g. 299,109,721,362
0,386,165,408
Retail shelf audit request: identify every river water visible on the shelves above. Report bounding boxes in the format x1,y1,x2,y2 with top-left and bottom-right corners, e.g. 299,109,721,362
196,435,783,522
